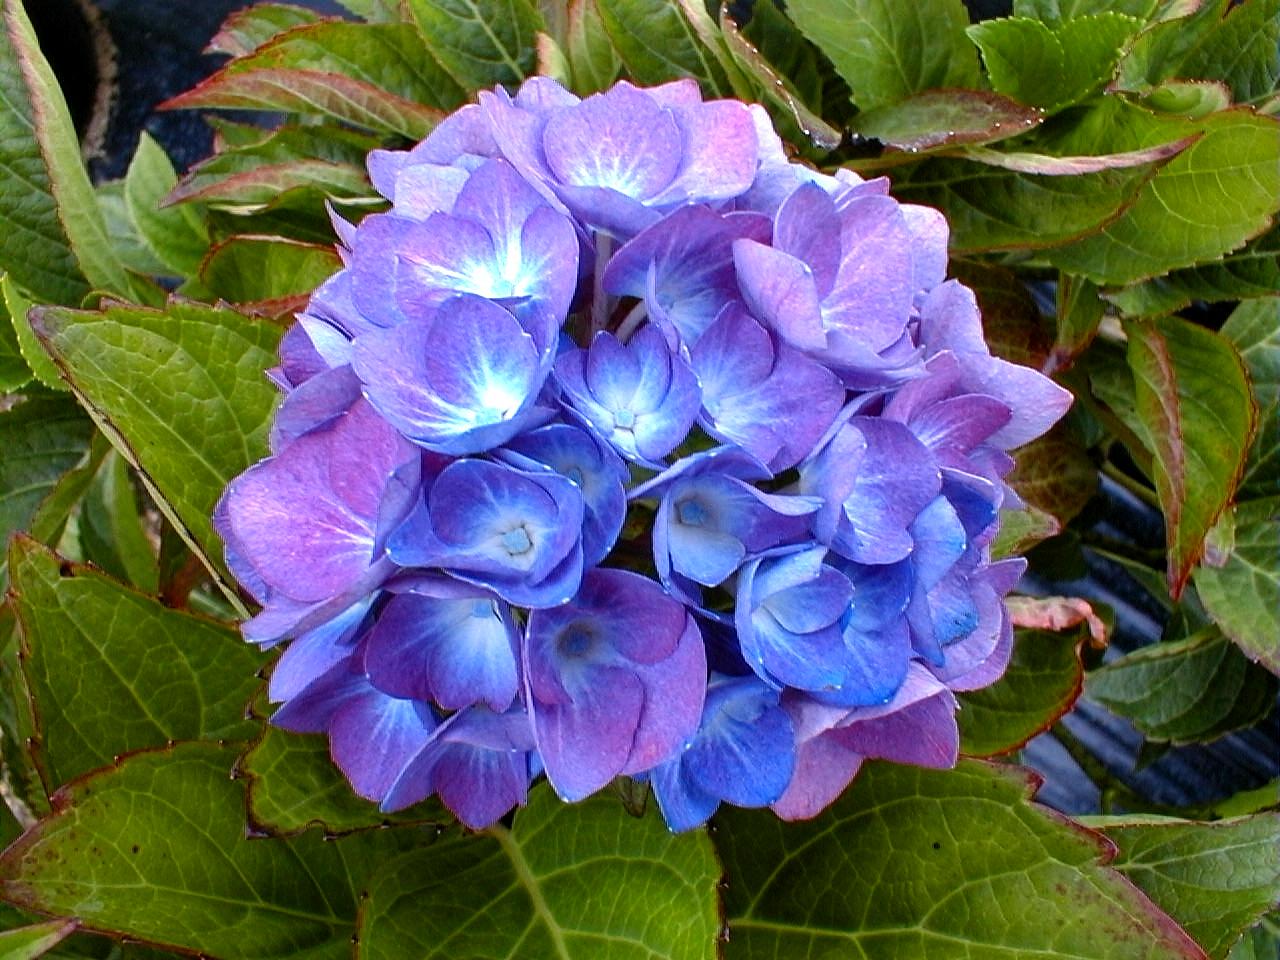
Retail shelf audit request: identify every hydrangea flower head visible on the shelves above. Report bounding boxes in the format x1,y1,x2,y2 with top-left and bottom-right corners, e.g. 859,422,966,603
217,75,1072,832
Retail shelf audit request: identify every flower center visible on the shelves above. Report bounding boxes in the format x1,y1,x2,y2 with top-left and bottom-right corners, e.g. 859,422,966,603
614,409,636,429
558,623,598,658
502,526,533,555
676,497,709,527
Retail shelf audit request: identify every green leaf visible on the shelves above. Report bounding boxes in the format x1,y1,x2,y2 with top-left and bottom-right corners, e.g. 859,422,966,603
1095,814,1280,959
0,919,76,959
1005,422,1099,528
1105,226,1280,318
0,742,431,960
1047,111,1280,284
1163,0,1280,104
957,627,1087,757
720,3,842,152
1050,273,1105,372
850,89,1041,154
0,395,91,586
968,14,1143,113
716,760,1205,958
1229,920,1280,960
563,0,621,94
355,784,721,959
199,236,341,315
123,134,210,277
1015,0,1159,21
1086,629,1279,742
405,0,543,89
1144,79,1233,118
76,451,159,594
163,24,464,138
991,503,1062,558
1219,298,1280,498
167,124,375,212
1,277,64,392
9,538,266,788
594,0,731,93
784,0,980,110
207,2,327,57
0,281,31,393
0,0,131,304
25,433,108,548
30,300,282,606
241,725,448,836
1123,316,1256,595
333,0,404,21
1195,498,1280,676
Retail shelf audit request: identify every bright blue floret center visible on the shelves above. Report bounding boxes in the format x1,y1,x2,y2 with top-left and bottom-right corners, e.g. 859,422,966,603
676,497,709,527
502,526,534,555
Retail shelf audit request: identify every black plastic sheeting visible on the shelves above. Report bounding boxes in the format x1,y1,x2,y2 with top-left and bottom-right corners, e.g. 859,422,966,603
32,0,1280,816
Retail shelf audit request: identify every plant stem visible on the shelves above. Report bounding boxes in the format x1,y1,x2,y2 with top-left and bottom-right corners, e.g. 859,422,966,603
1101,460,1162,511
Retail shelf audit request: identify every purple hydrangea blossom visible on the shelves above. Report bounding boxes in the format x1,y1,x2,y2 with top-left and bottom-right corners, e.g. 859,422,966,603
216,75,1073,833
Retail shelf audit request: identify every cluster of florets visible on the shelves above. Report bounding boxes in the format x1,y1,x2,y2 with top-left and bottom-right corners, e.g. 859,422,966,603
215,77,1071,831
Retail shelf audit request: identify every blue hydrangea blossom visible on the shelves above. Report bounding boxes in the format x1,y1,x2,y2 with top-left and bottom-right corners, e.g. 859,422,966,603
216,75,1073,832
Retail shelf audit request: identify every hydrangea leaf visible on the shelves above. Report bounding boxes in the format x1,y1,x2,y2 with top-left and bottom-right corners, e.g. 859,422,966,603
720,4,842,152
355,784,721,960
0,396,91,586
784,0,981,111
1116,0,1280,103
0,279,31,393
332,0,404,22
1229,922,1280,960
8,538,267,789
404,0,543,90
1046,111,1280,284
1,276,64,392
1218,299,1280,499
1005,423,1098,529
0,919,77,959
1015,0,1158,21
123,133,210,278
1089,814,1280,960
199,236,342,318
1122,316,1256,596
0,742,431,960
594,0,731,94
716,760,1205,958
29,301,282,607
162,24,465,138
991,503,1061,559
0,0,131,304
850,89,1042,154
889,95,1184,253
1105,226,1280,319
76,451,160,594
166,121,376,213
1195,499,1280,677
1085,629,1279,743
1144,79,1233,119
241,724,449,837
207,2,328,57
967,15,1143,113
564,0,621,94
957,627,1087,757
1050,273,1104,371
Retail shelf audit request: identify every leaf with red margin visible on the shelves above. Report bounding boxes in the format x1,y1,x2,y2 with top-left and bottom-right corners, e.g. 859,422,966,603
963,134,1196,174
0,742,430,960
958,627,1089,758
7,537,266,791
198,235,342,320
1124,316,1256,596
206,3,328,57
239,717,450,838
1007,594,1111,647
851,89,1043,154
162,23,465,138
0,918,77,958
716,760,1208,958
